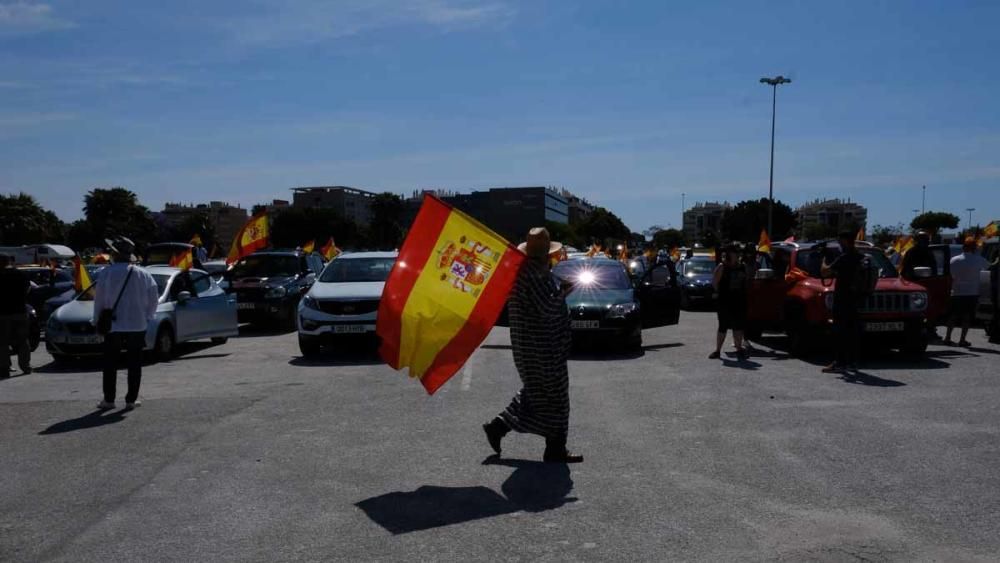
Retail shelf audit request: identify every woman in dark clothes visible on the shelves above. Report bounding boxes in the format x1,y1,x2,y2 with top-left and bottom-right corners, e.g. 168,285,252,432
710,245,749,360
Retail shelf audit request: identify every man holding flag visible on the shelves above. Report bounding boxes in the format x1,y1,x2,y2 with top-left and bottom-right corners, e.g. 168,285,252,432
483,227,583,464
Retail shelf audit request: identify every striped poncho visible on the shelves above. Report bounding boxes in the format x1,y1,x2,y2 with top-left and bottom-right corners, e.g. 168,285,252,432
499,259,572,439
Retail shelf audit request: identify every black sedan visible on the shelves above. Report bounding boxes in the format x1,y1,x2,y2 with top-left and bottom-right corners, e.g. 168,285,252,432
676,256,717,309
226,251,325,329
553,257,680,351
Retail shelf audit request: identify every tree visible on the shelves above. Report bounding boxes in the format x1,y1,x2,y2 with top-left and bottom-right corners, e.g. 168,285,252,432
82,187,155,249
911,211,959,235
270,208,362,250
652,228,685,250
644,225,665,240
0,192,65,245
575,207,631,248
720,198,797,242
173,211,216,248
368,192,405,250
869,223,905,247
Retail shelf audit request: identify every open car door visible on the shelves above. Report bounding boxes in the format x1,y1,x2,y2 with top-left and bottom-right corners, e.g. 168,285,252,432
923,244,953,326
638,263,680,328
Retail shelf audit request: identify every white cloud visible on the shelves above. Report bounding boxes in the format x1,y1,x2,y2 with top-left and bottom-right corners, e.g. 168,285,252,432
228,0,514,46
0,2,75,37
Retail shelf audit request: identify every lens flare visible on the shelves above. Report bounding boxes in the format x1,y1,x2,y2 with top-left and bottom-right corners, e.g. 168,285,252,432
578,270,597,285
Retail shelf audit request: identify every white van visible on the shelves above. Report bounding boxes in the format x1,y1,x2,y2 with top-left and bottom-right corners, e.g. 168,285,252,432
0,244,75,265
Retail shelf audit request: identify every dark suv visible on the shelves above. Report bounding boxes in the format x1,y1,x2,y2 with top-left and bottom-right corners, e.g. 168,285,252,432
226,251,324,329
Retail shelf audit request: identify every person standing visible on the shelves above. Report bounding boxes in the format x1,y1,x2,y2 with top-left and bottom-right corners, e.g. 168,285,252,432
900,230,937,280
709,245,749,360
483,227,582,464
944,238,990,347
821,231,867,374
93,237,160,410
0,254,32,376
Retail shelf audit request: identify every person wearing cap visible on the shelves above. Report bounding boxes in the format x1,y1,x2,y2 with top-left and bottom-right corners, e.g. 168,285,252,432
0,253,32,376
900,230,938,280
483,227,583,464
944,237,990,346
93,237,160,411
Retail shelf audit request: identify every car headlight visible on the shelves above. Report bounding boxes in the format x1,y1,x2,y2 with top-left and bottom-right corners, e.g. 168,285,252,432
302,295,320,311
910,292,928,311
265,286,287,299
824,293,835,310
607,302,639,319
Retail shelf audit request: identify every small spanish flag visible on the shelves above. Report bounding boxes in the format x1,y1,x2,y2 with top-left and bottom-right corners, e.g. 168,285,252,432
984,222,998,239
669,247,680,261
320,238,341,261
856,227,865,241
73,256,92,293
377,195,525,394
758,229,772,254
190,234,203,247
169,249,194,271
302,240,316,254
227,213,270,265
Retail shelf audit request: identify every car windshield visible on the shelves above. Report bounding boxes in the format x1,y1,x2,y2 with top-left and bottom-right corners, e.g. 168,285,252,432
320,257,395,283
553,262,632,290
232,255,299,277
684,261,715,275
75,273,170,301
796,247,898,278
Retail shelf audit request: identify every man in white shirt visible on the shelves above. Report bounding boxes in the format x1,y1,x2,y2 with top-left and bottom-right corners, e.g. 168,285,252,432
93,237,160,410
945,238,990,347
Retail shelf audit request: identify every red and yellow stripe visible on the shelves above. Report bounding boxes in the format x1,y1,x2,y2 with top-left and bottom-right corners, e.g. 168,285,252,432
377,195,525,394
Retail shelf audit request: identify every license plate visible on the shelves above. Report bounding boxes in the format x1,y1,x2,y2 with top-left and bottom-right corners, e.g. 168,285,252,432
69,335,102,345
333,325,368,334
865,322,904,333
238,302,256,310
570,320,600,330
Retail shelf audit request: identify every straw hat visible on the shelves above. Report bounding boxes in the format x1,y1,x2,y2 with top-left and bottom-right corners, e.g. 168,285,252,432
517,227,563,259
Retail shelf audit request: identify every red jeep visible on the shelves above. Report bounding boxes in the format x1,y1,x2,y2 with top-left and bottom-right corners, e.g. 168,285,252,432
747,241,937,355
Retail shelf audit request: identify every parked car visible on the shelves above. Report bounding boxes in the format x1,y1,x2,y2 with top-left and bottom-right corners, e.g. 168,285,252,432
20,266,74,322
747,241,934,355
676,256,717,309
226,250,324,329
7,305,40,356
552,256,680,350
42,264,105,323
45,266,237,362
297,251,397,357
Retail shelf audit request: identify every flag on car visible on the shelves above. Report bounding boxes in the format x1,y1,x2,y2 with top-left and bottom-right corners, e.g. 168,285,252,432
227,213,270,265
377,194,525,395
856,227,865,241
758,229,772,254
72,256,92,292
169,249,194,271
302,240,316,254
190,234,203,246
320,238,341,261
670,247,681,261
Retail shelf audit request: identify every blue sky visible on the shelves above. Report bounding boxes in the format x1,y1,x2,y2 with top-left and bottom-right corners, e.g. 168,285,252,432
2,0,998,234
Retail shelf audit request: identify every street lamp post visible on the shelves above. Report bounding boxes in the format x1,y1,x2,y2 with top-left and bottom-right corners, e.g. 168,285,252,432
967,207,976,228
760,75,792,237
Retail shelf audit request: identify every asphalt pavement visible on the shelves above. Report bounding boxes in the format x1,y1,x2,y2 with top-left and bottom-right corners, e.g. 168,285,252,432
2,312,1000,562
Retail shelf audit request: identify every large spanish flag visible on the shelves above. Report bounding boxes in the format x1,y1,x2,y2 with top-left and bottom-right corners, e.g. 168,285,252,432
227,213,270,265
377,195,526,394
169,248,194,271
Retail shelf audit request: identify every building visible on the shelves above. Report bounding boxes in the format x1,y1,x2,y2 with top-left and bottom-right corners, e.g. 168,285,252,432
682,202,731,244
291,186,378,226
160,201,249,251
796,198,868,238
561,189,595,225
404,186,569,242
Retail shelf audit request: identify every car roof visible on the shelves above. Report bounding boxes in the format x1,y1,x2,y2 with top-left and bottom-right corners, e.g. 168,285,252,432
773,240,876,251
334,251,399,259
248,250,304,257
146,265,207,276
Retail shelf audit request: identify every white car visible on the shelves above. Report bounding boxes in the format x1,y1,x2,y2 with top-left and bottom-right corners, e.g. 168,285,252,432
297,251,397,357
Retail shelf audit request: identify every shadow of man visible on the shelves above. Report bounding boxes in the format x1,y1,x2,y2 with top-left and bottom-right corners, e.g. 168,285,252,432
39,409,127,435
355,457,575,534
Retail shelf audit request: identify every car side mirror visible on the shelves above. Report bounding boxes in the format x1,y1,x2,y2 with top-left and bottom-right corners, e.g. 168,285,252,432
177,291,192,303
755,268,775,280
912,266,932,279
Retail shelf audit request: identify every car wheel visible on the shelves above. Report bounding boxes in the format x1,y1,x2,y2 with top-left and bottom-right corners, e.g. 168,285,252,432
298,334,322,358
744,323,762,341
154,326,175,362
50,353,70,365
211,337,228,345
784,304,811,357
900,330,928,355
625,330,643,352
679,290,690,310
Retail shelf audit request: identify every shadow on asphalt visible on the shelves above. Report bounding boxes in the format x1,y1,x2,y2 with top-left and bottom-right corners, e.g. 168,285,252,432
32,342,226,374
838,371,906,387
478,342,683,362
236,324,296,338
750,335,953,371
38,409,128,435
356,456,574,534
